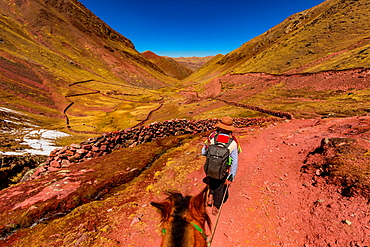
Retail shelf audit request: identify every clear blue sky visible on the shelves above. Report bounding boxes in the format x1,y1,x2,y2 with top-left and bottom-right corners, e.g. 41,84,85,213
79,0,325,57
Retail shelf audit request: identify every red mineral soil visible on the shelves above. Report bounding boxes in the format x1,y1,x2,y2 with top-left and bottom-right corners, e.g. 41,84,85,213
123,116,369,247
204,117,370,247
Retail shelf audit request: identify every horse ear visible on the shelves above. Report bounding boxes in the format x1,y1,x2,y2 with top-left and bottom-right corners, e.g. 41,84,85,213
189,186,208,214
151,201,172,221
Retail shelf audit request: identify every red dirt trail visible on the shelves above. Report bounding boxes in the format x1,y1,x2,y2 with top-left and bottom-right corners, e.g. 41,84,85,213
204,116,369,247
114,116,369,246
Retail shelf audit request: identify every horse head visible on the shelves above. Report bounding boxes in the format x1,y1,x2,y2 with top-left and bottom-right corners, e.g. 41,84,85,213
151,186,211,247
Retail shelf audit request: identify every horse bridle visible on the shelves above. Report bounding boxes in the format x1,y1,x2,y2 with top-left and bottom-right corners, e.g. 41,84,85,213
161,215,207,239
190,222,207,239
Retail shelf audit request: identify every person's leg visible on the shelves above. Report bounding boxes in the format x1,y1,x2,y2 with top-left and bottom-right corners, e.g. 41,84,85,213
204,176,216,206
212,181,229,209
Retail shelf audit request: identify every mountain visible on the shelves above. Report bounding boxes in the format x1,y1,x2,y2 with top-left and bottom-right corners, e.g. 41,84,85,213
185,0,370,83
0,0,184,141
0,0,177,89
0,0,368,139
0,0,369,147
141,51,193,80
167,55,215,71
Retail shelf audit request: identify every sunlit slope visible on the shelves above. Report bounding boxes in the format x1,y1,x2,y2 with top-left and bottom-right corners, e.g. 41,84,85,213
0,0,180,137
0,0,178,88
185,0,370,83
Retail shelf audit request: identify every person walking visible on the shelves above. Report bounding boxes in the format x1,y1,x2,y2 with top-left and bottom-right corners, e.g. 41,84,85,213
202,116,241,215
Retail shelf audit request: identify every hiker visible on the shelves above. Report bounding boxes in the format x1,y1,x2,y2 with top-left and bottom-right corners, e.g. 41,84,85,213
202,116,241,215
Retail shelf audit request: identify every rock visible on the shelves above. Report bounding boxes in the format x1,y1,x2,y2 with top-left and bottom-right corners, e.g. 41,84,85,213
50,160,61,168
81,144,92,150
48,166,59,172
70,143,81,149
343,219,352,225
85,151,95,158
61,159,71,167
76,148,88,154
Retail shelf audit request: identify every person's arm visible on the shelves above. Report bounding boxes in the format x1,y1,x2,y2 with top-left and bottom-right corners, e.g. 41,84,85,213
201,145,207,156
227,148,238,181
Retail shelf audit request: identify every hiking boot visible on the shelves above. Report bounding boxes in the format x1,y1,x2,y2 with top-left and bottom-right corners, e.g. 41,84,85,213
212,206,219,216
206,194,213,207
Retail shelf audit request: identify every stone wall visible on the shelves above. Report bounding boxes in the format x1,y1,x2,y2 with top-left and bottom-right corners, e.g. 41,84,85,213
221,100,294,119
28,117,281,180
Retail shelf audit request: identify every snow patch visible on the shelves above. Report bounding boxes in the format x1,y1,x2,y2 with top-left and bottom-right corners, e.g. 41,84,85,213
0,129,70,156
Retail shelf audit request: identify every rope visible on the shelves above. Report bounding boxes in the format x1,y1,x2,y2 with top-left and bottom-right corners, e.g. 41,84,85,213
208,183,230,247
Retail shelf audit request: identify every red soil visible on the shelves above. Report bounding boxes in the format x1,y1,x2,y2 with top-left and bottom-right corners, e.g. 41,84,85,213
108,116,369,247
206,116,369,247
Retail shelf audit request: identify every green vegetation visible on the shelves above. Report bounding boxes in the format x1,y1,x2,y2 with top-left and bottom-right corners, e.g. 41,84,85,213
224,81,370,119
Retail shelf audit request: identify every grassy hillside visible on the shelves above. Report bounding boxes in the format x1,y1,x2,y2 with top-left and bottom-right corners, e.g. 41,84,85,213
185,0,370,83
0,0,182,146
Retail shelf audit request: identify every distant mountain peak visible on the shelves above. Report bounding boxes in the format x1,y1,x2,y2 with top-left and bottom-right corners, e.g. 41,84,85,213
142,51,161,59
142,51,193,80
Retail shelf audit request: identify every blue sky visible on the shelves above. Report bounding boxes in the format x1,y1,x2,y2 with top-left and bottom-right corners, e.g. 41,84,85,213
79,0,325,57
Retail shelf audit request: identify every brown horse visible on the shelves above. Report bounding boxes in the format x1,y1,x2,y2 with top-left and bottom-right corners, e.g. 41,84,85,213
151,186,212,247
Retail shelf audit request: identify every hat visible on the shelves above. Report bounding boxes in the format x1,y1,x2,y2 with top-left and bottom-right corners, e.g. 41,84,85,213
215,116,235,132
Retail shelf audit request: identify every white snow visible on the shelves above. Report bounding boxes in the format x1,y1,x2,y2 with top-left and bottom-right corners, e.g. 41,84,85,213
0,129,70,156
1,107,70,155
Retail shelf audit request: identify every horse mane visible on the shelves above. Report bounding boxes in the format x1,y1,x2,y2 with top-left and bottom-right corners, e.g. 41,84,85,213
151,186,211,246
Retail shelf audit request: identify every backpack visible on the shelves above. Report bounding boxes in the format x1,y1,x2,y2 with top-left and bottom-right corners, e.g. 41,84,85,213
204,133,233,179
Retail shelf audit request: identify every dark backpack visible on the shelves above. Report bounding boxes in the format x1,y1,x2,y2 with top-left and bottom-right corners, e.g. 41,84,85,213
204,133,233,179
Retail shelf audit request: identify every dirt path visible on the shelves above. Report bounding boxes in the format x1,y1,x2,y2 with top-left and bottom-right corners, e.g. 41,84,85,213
207,117,369,247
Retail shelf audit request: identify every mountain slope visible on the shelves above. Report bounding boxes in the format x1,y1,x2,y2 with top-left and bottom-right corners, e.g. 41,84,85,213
0,0,177,89
185,0,370,83
142,51,193,80
0,0,181,140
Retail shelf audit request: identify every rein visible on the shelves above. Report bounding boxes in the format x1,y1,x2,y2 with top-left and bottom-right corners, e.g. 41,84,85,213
208,183,229,247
